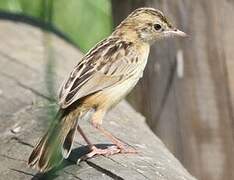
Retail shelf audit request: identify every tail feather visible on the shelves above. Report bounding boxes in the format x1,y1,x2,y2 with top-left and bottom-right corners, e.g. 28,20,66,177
28,108,84,172
28,131,49,168
62,125,77,158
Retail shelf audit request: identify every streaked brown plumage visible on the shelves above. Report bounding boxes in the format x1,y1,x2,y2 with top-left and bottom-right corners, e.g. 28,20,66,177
28,7,186,172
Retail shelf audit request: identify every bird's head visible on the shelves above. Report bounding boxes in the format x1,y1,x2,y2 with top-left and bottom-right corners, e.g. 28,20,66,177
113,7,187,44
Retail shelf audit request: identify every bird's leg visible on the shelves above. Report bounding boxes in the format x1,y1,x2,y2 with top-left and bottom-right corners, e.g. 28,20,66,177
77,125,93,147
77,109,137,160
91,110,138,154
92,123,137,154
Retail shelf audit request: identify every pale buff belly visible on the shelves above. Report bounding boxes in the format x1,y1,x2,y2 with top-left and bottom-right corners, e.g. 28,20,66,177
101,75,140,108
83,73,141,111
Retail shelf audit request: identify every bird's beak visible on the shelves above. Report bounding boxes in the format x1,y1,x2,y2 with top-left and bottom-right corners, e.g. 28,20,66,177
171,29,188,37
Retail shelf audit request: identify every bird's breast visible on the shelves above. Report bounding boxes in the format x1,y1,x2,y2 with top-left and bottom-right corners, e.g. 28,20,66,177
97,45,150,109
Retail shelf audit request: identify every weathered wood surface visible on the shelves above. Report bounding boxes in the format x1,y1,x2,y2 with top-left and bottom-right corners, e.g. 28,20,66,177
112,1,234,180
0,19,196,180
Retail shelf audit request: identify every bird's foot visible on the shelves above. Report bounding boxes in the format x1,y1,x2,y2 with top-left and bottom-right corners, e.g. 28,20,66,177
80,144,138,161
80,145,120,161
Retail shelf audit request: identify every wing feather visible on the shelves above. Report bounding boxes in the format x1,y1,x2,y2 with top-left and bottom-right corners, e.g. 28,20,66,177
58,38,139,108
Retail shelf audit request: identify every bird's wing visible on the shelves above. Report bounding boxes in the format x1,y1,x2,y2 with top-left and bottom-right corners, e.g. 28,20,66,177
58,37,140,108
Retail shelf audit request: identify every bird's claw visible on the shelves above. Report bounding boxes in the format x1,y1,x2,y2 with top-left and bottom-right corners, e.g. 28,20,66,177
79,145,138,162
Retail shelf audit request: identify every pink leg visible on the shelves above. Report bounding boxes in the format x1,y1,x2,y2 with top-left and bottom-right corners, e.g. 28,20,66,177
91,110,138,154
77,125,93,147
93,124,138,154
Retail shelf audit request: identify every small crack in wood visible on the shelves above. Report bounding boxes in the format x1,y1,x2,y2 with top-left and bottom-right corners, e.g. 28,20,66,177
0,153,26,162
0,71,55,102
86,160,125,180
0,50,39,73
10,168,35,177
11,136,34,148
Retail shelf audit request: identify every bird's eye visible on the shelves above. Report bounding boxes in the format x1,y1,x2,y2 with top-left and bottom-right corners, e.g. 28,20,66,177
154,24,162,31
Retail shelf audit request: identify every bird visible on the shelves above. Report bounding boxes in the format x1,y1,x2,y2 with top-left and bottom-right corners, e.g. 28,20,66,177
28,7,187,172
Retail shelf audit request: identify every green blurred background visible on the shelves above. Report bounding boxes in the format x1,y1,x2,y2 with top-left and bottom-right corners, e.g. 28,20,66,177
0,0,112,52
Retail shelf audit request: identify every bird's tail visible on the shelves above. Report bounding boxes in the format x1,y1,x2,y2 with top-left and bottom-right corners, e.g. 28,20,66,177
28,107,86,172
